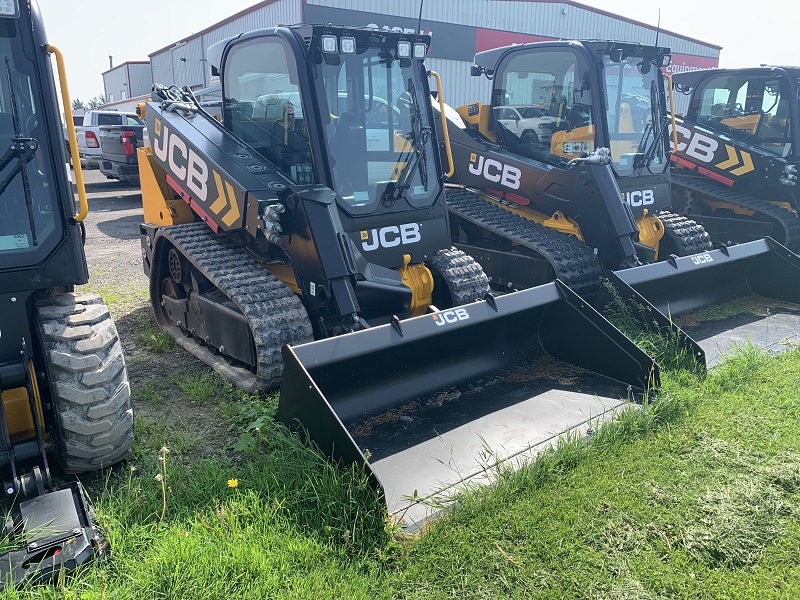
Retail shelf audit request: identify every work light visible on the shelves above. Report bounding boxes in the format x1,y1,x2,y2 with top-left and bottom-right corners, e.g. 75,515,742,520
340,36,356,55
321,35,337,54
0,0,19,18
413,43,427,59
397,41,411,58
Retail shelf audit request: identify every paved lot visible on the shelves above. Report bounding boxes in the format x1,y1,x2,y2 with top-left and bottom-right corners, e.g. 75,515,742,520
80,168,147,291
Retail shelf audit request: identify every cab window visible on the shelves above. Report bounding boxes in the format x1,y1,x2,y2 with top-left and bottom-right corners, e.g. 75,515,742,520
223,38,315,184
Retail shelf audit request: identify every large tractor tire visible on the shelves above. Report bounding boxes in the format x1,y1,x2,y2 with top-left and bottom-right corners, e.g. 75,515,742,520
35,292,133,474
428,247,491,308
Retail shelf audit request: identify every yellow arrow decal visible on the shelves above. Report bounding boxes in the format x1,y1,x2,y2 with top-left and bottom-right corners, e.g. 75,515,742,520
209,171,241,227
210,171,228,215
221,184,241,227
731,150,754,176
715,144,739,170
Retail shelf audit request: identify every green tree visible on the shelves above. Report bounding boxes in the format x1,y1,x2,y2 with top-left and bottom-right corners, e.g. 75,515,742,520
71,98,84,110
87,95,106,109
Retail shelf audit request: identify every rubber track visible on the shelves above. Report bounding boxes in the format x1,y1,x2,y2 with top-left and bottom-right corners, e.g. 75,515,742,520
656,210,713,256
672,172,800,251
157,223,314,391
447,188,603,294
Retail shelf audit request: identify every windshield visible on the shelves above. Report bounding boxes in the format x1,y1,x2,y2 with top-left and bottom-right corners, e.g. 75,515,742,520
318,46,438,215
690,74,793,157
603,55,669,177
0,17,59,264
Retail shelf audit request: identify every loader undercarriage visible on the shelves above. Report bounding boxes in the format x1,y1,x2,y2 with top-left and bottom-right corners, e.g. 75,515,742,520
147,223,315,391
673,172,800,251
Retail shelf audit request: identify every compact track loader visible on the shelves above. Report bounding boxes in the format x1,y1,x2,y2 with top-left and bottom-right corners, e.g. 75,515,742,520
138,25,665,526
436,41,712,295
0,0,133,588
669,67,800,251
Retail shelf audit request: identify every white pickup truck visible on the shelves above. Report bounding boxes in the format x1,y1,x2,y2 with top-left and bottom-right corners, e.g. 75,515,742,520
75,110,143,169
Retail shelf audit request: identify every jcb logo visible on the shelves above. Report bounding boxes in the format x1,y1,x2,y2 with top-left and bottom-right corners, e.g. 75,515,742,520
468,153,521,190
623,189,655,207
361,224,421,251
690,253,714,265
563,141,593,155
669,122,718,164
153,120,209,202
432,308,469,326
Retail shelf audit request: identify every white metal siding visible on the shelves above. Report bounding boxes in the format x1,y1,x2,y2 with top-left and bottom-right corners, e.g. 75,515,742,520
427,58,490,110
307,0,719,58
102,68,128,103
129,64,153,98
149,0,302,88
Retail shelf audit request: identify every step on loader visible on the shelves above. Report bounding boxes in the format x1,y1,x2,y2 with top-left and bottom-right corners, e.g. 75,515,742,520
0,0,133,588
434,41,712,297
138,25,666,525
669,67,800,251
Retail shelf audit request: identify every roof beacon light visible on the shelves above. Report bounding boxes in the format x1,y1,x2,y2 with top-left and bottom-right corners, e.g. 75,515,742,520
0,0,19,18
340,36,356,55
321,35,338,54
413,43,427,60
397,41,411,58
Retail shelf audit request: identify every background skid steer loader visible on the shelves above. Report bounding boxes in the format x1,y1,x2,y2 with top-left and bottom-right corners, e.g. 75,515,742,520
138,25,669,524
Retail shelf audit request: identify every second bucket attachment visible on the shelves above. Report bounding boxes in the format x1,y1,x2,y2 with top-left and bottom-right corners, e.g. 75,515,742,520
277,281,657,529
604,237,800,367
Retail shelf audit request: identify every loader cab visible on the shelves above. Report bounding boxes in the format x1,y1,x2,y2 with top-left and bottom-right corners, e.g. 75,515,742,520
674,67,800,160
479,42,597,166
217,25,443,219
0,6,86,291
475,40,673,214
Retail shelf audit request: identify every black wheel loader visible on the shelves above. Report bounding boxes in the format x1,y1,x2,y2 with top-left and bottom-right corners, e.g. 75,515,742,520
669,66,800,250
435,41,712,296
138,25,666,528
0,0,133,588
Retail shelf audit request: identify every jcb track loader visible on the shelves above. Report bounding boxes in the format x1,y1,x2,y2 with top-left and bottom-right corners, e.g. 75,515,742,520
0,0,133,588
435,41,712,295
670,67,800,251
138,25,665,527
438,41,710,293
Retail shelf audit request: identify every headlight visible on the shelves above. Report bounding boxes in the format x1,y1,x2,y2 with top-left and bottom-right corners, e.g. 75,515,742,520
538,123,550,129
340,37,356,55
321,35,338,54
0,0,19,18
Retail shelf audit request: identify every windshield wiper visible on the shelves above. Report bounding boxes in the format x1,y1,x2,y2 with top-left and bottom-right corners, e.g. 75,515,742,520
390,79,430,203
637,79,667,172
2,57,38,245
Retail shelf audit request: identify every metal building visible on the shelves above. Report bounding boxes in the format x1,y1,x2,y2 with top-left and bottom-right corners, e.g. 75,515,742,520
145,0,720,108
102,61,154,104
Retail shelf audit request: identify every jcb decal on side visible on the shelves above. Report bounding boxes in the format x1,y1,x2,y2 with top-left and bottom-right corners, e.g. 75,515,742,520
468,153,521,190
668,122,718,163
623,190,655,207
361,224,421,251
690,253,714,265
152,123,209,202
669,120,755,176
432,308,469,326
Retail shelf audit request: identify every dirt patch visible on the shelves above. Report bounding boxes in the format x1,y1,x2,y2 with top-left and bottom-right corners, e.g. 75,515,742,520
76,170,241,469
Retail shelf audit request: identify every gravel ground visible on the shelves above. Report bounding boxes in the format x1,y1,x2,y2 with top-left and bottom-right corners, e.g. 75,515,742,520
77,169,237,467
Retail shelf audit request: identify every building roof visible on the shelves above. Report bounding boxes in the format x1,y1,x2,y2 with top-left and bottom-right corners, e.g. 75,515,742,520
148,0,721,58
101,60,150,77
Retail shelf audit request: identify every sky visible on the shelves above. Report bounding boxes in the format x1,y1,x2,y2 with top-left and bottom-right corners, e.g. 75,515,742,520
35,0,800,102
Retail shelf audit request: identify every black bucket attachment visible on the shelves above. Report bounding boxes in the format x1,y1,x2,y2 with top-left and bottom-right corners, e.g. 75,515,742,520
604,238,800,367
277,281,657,529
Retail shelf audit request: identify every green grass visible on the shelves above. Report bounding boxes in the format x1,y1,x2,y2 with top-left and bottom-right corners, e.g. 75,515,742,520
9,325,800,596
135,325,176,353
